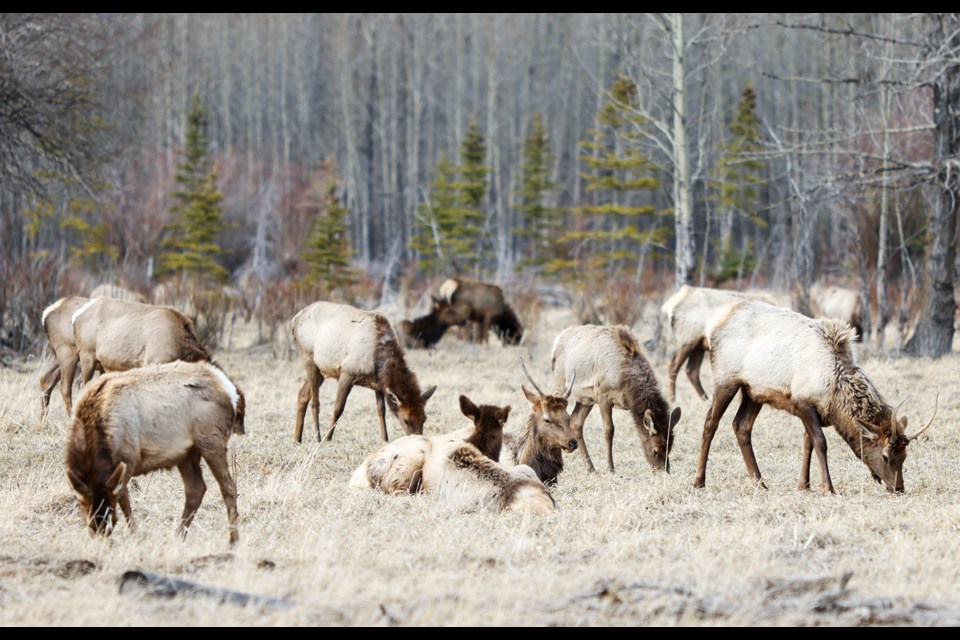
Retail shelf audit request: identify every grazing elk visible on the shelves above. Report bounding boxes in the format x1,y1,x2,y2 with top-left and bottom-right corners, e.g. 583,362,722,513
439,278,524,346
497,359,579,486
661,285,788,402
350,395,553,514
66,360,246,545
39,296,91,417
809,282,864,341
89,283,147,303
397,296,469,349
694,300,936,494
292,300,436,444
551,325,681,474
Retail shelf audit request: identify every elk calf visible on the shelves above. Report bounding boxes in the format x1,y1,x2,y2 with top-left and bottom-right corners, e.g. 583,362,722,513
292,301,436,443
65,360,246,545
551,325,681,474
695,300,935,493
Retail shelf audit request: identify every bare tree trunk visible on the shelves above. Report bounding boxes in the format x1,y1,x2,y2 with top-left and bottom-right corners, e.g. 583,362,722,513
671,14,695,287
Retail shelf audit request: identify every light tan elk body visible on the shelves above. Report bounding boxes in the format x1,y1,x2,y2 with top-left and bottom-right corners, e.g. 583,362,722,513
438,278,523,345
39,296,91,417
350,395,553,514
551,325,680,474
65,361,246,545
292,301,436,443
694,300,935,493
661,285,786,402
809,282,863,341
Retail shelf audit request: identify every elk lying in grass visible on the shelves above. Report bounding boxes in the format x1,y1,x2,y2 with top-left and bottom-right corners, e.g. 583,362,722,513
694,300,936,494
350,394,553,514
292,300,436,444
660,285,788,402
439,278,524,345
497,359,579,486
66,360,246,545
809,282,863,341
39,296,91,417
551,324,681,474
397,296,469,349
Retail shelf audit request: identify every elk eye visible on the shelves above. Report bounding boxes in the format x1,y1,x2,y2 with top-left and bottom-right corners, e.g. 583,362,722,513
882,453,889,463
543,418,552,425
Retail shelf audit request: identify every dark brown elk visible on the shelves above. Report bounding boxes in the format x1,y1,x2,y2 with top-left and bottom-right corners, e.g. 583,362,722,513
809,282,863,341
551,324,681,474
497,359,579,486
694,300,936,494
397,296,469,349
292,300,436,444
71,297,212,392
65,360,246,545
39,296,91,417
438,278,523,345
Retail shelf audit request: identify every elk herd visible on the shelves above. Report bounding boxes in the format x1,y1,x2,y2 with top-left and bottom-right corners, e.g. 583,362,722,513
35,277,938,547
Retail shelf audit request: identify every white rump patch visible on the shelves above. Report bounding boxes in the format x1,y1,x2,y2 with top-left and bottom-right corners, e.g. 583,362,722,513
71,298,100,326
41,298,65,325
205,363,239,411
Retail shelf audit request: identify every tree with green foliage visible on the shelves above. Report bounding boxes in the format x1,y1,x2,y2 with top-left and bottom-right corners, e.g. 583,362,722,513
515,112,559,272
159,93,228,283
301,180,356,294
548,74,667,282
709,84,767,285
412,117,491,277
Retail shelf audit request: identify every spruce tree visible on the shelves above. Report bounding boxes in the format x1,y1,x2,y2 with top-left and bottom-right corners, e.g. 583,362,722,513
301,181,356,294
160,93,228,283
451,116,490,272
411,151,460,276
515,112,558,271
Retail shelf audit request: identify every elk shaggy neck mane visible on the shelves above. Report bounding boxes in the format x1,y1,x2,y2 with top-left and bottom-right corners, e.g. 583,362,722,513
66,379,116,490
616,326,672,437
513,403,565,486
373,316,421,398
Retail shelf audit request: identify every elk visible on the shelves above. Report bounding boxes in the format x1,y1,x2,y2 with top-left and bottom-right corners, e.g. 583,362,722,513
292,300,436,444
71,297,212,391
809,282,863,341
497,359,579,486
438,278,524,345
89,283,147,303
65,360,246,545
551,324,681,474
349,395,553,514
39,296,91,417
660,285,787,402
694,300,936,494
397,296,469,349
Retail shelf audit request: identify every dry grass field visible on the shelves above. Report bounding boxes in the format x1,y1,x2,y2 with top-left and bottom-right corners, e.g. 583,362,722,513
1,305,959,626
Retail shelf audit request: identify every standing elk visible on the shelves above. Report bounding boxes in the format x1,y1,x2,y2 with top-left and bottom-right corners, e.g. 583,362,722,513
694,300,936,494
89,283,147,303
396,296,469,349
438,278,524,345
551,324,681,474
350,394,553,514
39,296,91,417
809,282,864,341
66,360,246,545
661,285,788,402
292,300,436,444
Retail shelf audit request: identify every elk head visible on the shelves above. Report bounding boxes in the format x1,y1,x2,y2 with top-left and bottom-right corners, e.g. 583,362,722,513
520,357,578,453
386,385,437,435
67,462,129,536
640,406,682,472
857,395,937,493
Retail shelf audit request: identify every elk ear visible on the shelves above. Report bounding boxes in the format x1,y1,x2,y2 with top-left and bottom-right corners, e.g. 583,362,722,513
421,385,436,402
858,425,879,441
643,409,657,436
459,395,480,420
521,384,540,406
669,406,682,430
66,469,89,497
106,462,128,497
498,406,511,424
385,390,401,411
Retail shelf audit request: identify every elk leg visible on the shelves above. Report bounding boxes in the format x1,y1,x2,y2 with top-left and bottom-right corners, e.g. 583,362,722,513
294,380,310,443
598,400,616,473
479,316,492,344
668,340,704,403
322,377,354,442
694,382,741,489
61,353,80,415
570,401,596,473
684,342,709,401
375,389,389,442
732,394,766,489
39,362,60,419
199,447,239,546
176,451,206,540
796,402,834,495
798,432,813,491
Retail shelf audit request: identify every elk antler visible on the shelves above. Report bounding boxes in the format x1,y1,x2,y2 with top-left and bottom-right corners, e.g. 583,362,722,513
907,393,938,441
519,357,546,398
563,370,577,400
890,400,905,433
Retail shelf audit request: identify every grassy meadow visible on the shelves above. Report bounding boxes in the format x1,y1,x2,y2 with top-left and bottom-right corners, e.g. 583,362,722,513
1,305,959,626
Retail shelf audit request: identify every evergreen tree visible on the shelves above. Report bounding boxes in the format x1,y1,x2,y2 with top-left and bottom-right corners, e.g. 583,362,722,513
301,179,356,294
452,116,490,272
548,74,666,281
709,84,767,284
515,112,558,271
159,93,228,283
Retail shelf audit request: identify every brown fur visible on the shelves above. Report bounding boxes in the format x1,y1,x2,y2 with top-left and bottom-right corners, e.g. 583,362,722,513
502,391,577,486
440,278,524,345
398,297,468,349
65,361,244,545
459,395,509,461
